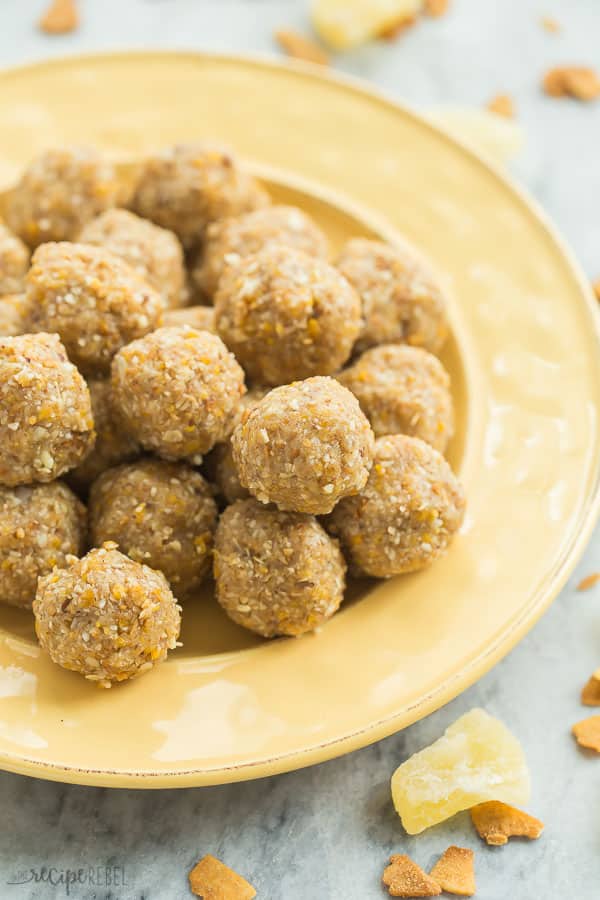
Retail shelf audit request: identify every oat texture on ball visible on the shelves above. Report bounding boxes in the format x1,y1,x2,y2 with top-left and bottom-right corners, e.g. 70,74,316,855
0,293,30,337
159,304,216,333
0,221,30,295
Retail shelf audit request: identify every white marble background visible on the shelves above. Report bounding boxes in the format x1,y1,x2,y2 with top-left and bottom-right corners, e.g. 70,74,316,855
1,1,600,898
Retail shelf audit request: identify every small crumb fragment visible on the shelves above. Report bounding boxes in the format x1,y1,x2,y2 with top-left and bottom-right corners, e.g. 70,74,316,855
581,671,600,706
379,15,417,41
470,801,545,845
577,572,600,591
541,16,561,33
38,0,78,34
429,846,475,897
275,29,329,65
543,66,600,101
572,715,600,752
382,855,441,897
593,281,600,302
487,93,515,118
425,0,449,17
188,855,256,899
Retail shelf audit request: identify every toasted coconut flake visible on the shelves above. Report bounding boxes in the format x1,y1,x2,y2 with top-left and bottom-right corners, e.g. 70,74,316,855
543,66,600,101
470,801,544,845
581,672,600,706
275,29,329,65
487,93,515,118
572,715,600,752
429,846,475,896
38,0,78,34
577,572,600,591
188,855,256,899
382,855,441,897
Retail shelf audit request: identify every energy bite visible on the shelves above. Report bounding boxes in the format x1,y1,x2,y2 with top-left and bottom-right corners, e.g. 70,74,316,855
5,146,122,248
232,377,374,515
337,344,454,452
0,481,86,609
0,293,30,337
26,242,163,375
34,544,181,687
89,458,217,597
193,204,329,298
215,247,361,386
0,221,30,295
0,333,94,486
79,209,185,309
111,326,246,461
337,238,449,355
129,142,269,248
159,304,216,333
214,498,346,637
327,434,465,577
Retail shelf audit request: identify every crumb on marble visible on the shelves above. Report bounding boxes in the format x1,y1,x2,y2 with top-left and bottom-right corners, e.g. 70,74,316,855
429,846,475,897
188,854,256,899
275,29,329,65
487,93,515,118
581,670,600,706
425,0,449,18
38,0,78,34
543,66,600,101
382,854,441,897
470,801,544,845
577,572,600,591
541,16,561,34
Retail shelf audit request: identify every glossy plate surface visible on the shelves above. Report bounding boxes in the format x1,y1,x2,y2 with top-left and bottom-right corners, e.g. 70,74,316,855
0,53,599,788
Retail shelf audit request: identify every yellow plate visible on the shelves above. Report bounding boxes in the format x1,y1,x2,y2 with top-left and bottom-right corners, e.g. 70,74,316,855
0,52,599,788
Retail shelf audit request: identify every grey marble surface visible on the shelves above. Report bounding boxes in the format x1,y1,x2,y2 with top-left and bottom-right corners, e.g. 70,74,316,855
1,1,600,898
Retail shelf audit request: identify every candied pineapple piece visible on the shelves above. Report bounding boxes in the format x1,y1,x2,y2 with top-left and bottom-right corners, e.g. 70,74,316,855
311,0,424,51
391,708,530,834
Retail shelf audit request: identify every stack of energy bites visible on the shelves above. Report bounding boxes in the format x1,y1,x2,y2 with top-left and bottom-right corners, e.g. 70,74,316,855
0,142,465,688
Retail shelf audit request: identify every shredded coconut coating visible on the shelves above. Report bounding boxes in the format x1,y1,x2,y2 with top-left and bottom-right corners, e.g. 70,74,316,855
0,481,86,609
0,333,94,486
337,238,449,355
160,304,216,333
129,143,270,249
0,293,30,337
204,388,266,504
337,344,454,452
215,247,361,386
89,459,217,597
0,222,30,295
26,242,163,375
193,204,329,299
232,377,374,514
5,147,123,248
111,326,246,461
79,208,186,309
33,544,182,688
327,434,465,578
214,498,346,637
67,378,140,494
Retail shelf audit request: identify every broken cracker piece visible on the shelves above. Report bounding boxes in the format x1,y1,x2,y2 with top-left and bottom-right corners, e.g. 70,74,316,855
581,672,600,706
543,66,600,101
425,0,449,17
572,715,600,752
429,846,475,897
470,801,544,846
275,29,329,66
487,94,515,118
593,281,600,302
382,855,441,897
541,16,561,33
577,572,600,591
38,0,78,34
188,855,256,900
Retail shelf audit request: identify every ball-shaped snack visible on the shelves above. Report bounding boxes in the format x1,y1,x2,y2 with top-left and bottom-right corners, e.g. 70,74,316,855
337,238,449,355
327,434,465,578
33,544,182,687
215,247,361,386
337,344,454,452
26,242,163,375
5,146,122,248
111,326,246,462
129,142,270,248
214,498,346,637
0,221,30,295
0,333,94,486
232,377,374,515
66,378,140,495
203,388,266,504
89,459,217,597
193,204,329,298
159,304,216,333
79,208,186,308
0,482,86,609
0,293,29,337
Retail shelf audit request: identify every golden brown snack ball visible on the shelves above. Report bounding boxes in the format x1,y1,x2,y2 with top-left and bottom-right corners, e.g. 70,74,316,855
0,482,86,609
129,142,270,249
0,221,30,295
193,204,330,299
89,459,217,598
5,146,122,248
215,247,361,386
67,378,140,495
0,333,94,486
79,208,186,309
232,377,374,515
203,388,266,504
214,498,346,637
337,238,449,355
34,543,181,688
26,242,163,375
0,293,30,337
326,434,465,578
337,344,454,452
159,304,216,333
111,326,246,462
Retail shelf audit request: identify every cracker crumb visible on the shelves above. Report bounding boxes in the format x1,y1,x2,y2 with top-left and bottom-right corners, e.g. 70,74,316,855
577,572,600,591
382,854,441,897
470,801,544,845
543,66,600,101
593,280,600,302
38,0,78,34
487,93,515,118
581,671,600,706
275,29,329,65
541,16,561,33
429,846,475,897
379,15,417,41
425,0,449,18
188,855,256,899
572,714,600,752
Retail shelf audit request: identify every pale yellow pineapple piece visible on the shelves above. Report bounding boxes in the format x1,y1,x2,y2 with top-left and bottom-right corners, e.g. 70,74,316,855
391,708,530,834
311,0,424,51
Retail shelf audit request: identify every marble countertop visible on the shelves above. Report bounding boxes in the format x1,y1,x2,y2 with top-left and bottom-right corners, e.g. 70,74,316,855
1,1,600,898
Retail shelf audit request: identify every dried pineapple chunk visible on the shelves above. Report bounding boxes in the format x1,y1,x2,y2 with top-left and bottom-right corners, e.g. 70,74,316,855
391,708,530,834
311,0,424,51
